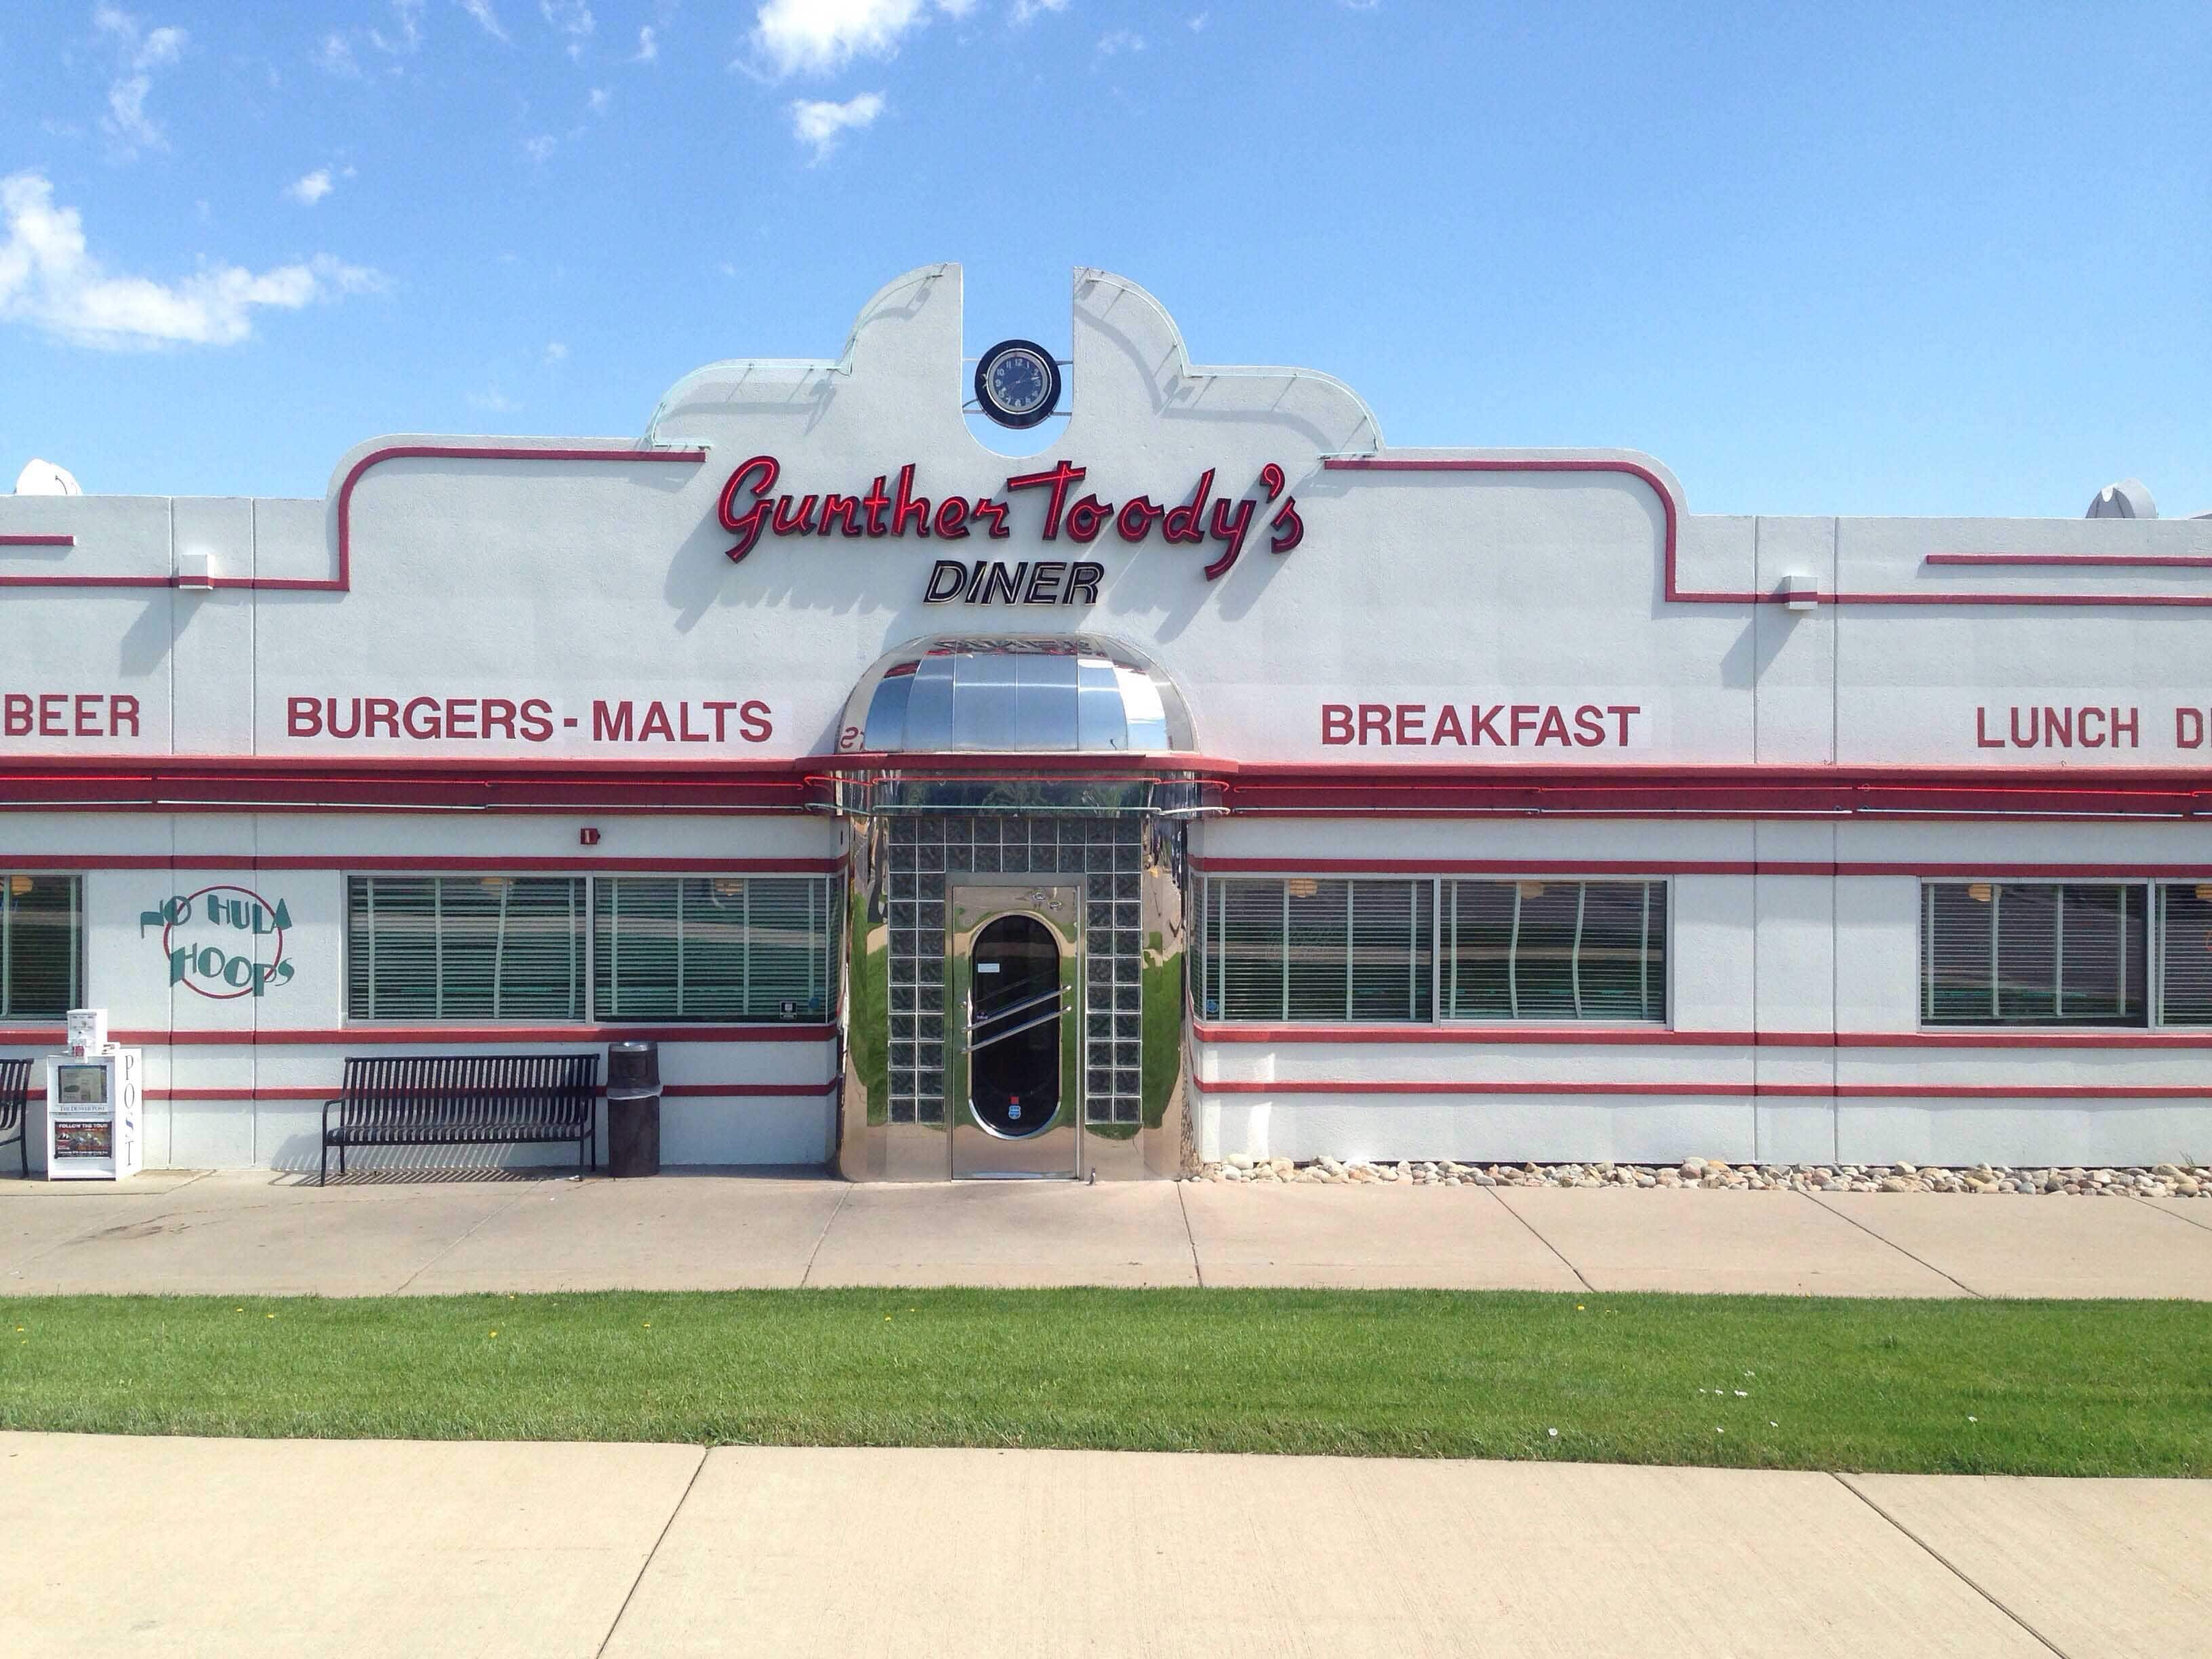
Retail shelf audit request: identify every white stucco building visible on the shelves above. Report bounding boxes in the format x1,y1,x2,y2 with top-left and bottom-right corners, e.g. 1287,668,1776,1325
2,264,2207,1179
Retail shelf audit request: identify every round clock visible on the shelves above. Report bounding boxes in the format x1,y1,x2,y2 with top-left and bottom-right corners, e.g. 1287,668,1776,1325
973,338,1062,430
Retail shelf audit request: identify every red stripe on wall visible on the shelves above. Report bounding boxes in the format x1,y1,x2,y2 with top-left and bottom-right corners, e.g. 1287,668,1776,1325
0,1025,834,1046
1199,1078,2211,1100
1193,859,2212,878
1191,1023,2212,1049
0,856,841,874
1194,858,1795,876
1925,553,2212,569
146,1080,840,1102
1322,455,2212,607
3,756,2211,820
22,856,2196,880
0,446,709,593
1318,457,2212,606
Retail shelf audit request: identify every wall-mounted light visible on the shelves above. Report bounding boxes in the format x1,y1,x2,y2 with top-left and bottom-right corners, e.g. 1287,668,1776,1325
7,875,31,897
1967,882,1994,903
1517,880,1547,900
176,551,215,590
1778,573,1821,612
1286,878,1319,899
2195,884,2212,903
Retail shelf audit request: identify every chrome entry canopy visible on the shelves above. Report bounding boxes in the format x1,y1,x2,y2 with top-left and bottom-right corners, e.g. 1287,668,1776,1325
841,635,1195,756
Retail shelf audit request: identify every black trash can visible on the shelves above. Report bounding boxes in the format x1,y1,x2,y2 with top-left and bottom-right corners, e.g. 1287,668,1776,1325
606,1040,661,1178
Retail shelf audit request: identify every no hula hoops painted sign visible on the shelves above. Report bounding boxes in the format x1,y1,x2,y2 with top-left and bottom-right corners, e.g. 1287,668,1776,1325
138,885,296,999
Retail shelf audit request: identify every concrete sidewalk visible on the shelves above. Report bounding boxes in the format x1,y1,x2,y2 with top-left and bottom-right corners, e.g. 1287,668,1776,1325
5,1168,2212,1298
3,1431,2205,1658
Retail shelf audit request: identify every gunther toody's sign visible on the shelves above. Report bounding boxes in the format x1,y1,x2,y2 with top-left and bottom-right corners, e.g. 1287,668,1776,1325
716,455,1305,602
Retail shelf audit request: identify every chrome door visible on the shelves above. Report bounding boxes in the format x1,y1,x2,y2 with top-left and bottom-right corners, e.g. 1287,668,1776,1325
947,879,1080,1179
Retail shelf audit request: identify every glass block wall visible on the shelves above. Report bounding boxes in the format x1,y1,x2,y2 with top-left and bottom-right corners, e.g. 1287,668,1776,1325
885,816,1145,1128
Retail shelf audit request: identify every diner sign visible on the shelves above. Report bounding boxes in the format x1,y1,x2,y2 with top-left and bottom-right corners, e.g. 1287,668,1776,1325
715,455,1304,602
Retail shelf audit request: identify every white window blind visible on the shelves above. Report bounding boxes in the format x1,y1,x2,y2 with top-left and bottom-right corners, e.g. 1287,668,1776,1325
1920,882,2146,1026
2158,884,2212,1025
0,874,81,1019
348,876,586,1020
1443,878,1666,1021
593,876,834,1021
1198,877,1433,1022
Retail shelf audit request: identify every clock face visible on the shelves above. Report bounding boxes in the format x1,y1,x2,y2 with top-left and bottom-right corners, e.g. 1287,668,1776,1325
989,350,1050,413
974,339,1062,430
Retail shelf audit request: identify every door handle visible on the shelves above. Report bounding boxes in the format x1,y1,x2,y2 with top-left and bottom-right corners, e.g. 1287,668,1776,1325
968,988,1062,1031
967,1008,1063,1052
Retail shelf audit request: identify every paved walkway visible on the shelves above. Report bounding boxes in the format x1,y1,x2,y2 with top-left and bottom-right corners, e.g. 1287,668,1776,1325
5,1168,2212,1296
2,1431,2205,1657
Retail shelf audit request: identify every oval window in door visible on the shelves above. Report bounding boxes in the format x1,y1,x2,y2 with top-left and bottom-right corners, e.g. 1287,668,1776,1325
967,914,1061,1137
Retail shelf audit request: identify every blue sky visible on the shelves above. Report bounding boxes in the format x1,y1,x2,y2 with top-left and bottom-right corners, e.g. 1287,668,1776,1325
2,1,2206,516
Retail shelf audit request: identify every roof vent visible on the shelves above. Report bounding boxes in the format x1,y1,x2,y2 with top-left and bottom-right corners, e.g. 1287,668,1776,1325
13,458,81,496
2087,478,2155,519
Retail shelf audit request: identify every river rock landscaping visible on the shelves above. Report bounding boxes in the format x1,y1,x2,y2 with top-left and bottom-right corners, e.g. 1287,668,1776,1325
1193,1155,2209,1196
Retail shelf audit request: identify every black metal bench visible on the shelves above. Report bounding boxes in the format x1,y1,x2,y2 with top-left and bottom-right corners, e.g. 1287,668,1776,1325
0,1058,28,1179
321,1054,598,1185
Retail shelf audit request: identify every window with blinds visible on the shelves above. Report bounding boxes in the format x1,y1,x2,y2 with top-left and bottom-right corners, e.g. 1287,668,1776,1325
1197,877,1433,1022
1920,882,2147,1026
1,874,81,1019
593,876,834,1021
1443,878,1667,1021
2158,883,2212,1025
348,876,588,1020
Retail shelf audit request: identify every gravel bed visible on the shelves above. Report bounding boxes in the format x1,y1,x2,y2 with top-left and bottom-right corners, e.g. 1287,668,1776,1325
1191,1155,2209,1196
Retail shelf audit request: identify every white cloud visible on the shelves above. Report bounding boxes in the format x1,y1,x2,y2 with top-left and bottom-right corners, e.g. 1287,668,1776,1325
1010,0,1067,22
94,6,187,156
455,0,509,40
588,85,610,112
634,24,658,61
370,0,426,54
0,171,381,350
468,385,519,412
541,0,593,59
1188,12,1207,30
544,340,568,363
524,134,558,162
749,0,970,79
790,91,883,160
314,30,361,77
285,169,335,205
1097,28,1141,54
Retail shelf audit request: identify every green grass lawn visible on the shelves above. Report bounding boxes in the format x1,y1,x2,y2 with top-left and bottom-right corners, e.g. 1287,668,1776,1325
4,1288,2206,1477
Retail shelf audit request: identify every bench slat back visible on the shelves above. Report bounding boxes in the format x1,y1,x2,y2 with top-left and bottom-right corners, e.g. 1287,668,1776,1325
337,1053,598,1136
0,1057,28,1132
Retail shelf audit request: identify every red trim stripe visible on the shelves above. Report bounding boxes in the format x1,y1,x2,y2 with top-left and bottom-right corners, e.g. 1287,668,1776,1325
1194,859,2212,879
1200,1078,2210,1100
0,447,708,593
0,856,840,874
146,1080,839,1102
1191,1023,2212,1049
16,856,2193,881
335,445,708,595
1324,455,2212,608
0,1025,833,1046
0,534,75,548
1925,553,2212,569
1,756,2209,821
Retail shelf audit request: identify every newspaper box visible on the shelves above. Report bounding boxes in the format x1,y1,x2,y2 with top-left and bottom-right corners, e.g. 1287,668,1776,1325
45,1010,142,1181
